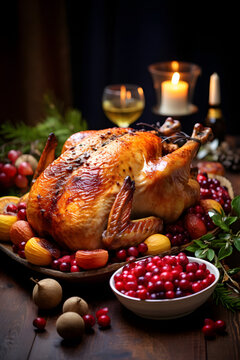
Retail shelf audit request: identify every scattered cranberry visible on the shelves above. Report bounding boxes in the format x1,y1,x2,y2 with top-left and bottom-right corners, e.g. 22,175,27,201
96,307,109,318
97,314,111,328
83,314,96,329
214,319,226,333
202,324,216,337
204,318,215,327
33,317,46,330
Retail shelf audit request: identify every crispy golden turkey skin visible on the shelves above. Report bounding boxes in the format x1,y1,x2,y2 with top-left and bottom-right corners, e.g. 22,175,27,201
27,124,212,251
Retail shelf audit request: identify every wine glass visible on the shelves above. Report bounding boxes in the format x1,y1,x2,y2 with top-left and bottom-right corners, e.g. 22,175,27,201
102,84,145,128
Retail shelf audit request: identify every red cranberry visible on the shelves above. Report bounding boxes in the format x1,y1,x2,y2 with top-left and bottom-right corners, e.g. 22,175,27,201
138,242,148,254
192,282,203,293
51,259,60,270
59,262,70,272
202,324,216,337
18,250,26,259
18,202,27,210
215,319,226,333
18,241,26,250
33,317,46,330
17,209,27,220
97,314,111,328
116,249,127,261
96,307,109,318
127,246,139,257
204,318,215,327
136,288,148,300
70,265,80,272
6,203,18,213
83,314,96,329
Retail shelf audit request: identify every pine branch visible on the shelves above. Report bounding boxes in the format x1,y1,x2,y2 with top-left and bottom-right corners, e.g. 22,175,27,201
213,283,240,312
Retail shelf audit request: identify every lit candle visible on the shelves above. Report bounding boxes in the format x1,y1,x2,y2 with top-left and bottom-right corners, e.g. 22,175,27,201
160,72,189,115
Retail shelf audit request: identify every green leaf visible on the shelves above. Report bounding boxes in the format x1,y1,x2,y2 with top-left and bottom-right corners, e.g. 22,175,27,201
207,249,215,261
186,244,199,252
193,239,208,248
225,216,238,226
233,236,240,251
218,244,233,260
208,210,230,232
201,233,216,242
227,267,240,275
218,233,231,241
231,195,240,217
195,248,208,259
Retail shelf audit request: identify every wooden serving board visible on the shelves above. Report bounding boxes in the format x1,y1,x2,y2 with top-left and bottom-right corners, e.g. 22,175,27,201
0,241,196,283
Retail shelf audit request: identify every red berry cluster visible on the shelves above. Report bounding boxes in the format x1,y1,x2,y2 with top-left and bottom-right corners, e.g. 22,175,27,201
51,254,80,273
114,253,215,300
202,318,226,337
197,173,231,214
5,201,27,220
0,150,33,191
83,307,111,329
165,221,191,247
114,243,148,263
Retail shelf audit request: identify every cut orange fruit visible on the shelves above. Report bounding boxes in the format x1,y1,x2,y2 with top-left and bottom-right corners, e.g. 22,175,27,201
0,196,20,214
75,249,109,269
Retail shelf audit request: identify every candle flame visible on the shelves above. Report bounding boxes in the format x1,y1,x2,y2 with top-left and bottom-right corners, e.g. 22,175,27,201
137,87,144,97
120,85,126,105
171,61,179,72
126,90,131,99
172,72,180,85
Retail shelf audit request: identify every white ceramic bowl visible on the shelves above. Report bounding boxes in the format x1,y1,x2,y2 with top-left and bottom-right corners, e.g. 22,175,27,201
109,256,219,320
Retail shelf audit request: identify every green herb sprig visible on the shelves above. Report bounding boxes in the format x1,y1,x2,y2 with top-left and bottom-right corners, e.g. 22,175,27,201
186,195,240,310
0,93,88,159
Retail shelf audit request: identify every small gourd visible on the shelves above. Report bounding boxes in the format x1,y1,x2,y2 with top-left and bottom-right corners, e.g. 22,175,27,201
56,312,85,340
31,277,62,309
62,296,89,316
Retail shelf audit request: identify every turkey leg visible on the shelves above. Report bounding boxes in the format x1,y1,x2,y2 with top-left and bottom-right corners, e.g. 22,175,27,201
102,176,163,250
32,133,57,184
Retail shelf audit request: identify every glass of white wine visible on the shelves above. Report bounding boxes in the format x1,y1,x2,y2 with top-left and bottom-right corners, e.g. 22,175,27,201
102,84,145,128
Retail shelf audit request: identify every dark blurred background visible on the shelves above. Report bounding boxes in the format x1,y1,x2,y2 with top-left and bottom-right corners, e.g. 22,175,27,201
0,0,238,135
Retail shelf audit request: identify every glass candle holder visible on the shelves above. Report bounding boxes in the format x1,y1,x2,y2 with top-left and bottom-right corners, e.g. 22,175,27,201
148,61,201,116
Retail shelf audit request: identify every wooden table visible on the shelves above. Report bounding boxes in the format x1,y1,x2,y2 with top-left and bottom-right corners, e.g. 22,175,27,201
0,172,239,360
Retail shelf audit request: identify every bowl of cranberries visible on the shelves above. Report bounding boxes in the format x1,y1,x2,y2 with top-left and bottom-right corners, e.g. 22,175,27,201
109,253,219,320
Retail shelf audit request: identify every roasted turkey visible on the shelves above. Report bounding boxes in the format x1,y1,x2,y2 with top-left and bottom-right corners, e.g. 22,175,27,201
27,119,212,251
